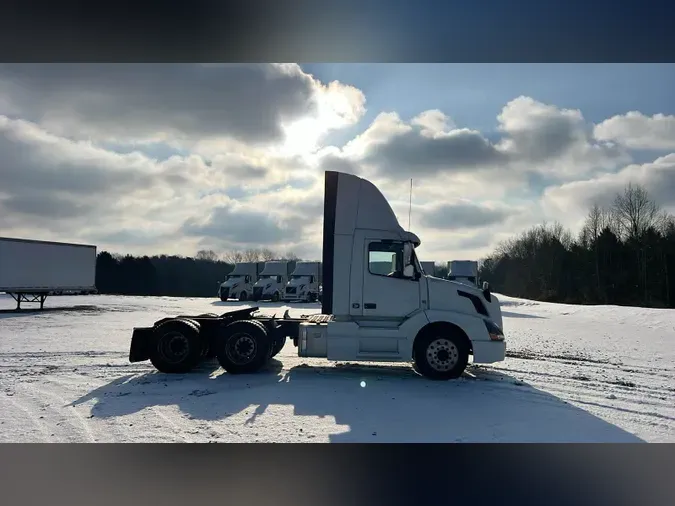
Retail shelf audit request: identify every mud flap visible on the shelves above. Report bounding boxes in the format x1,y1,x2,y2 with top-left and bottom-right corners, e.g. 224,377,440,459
129,327,154,362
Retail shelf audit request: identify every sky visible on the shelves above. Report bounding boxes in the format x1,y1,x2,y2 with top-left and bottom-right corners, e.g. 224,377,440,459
0,63,674,263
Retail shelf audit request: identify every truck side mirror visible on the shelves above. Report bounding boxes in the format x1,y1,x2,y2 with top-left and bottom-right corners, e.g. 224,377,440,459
482,281,492,302
403,265,415,278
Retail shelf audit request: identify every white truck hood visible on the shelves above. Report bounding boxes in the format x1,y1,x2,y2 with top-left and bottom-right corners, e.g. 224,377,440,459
426,276,503,330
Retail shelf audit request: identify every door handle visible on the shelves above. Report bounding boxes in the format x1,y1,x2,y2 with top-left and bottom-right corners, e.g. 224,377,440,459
364,303,377,309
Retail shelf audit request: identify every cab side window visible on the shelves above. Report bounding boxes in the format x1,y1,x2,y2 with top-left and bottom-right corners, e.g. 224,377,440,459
368,241,404,277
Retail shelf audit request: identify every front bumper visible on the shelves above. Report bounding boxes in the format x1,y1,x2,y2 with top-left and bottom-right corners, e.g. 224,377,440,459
129,327,154,362
471,340,506,364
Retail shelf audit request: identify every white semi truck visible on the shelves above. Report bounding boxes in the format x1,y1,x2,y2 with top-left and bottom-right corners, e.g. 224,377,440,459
0,237,97,310
282,261,322,302
218,262,265,301
448,260,479,287
420,261,436,277
128,170,506,380
251,260,296,302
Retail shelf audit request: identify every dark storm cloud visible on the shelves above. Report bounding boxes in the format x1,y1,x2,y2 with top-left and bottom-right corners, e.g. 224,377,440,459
420,202,511,230
363,128,504,177
182,204,301,246
0,63,318,145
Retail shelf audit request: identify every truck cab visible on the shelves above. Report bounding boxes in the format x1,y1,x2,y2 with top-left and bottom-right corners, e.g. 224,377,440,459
282,261,321,303
300,170,505,378
218,262,264,301
252,261,296,302
447,260,479,287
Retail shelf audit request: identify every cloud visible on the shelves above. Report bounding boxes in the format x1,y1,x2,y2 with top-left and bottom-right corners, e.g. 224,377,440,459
182,203,297,246
323,96,629,183
0,115,321,255
0,65,671,265
541,154,675,228
419,202,512,230
594,112,675,150
0,63,365,151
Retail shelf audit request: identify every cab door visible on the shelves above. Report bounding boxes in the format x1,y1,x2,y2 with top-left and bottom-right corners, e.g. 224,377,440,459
361,239,421,320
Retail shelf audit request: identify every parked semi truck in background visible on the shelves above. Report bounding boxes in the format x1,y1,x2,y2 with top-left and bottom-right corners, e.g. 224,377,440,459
282,261,322,302
447,260,479,287
218,262,265,301
420,261,436,277
128,171,505,381
0,237,97,310
252,261,296,302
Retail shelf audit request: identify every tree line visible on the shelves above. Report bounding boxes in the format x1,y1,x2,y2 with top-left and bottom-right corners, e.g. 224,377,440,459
479,183,675,308
95,248,302,297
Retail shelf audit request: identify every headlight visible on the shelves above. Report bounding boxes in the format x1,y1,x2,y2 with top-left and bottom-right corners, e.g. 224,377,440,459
484,319,504,341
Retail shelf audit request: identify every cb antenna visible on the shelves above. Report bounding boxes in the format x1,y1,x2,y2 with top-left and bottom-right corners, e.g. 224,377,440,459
408,178,413,231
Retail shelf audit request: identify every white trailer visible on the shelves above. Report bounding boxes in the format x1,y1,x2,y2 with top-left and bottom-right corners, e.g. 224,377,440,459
420,261,436,277
0,237,97,310
129,171,505,380
448,260,479,287
218,262,265,302
252,260,296,302
282,261,322,303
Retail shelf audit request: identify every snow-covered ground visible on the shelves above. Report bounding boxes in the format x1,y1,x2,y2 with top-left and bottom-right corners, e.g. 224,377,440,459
0,293,673,442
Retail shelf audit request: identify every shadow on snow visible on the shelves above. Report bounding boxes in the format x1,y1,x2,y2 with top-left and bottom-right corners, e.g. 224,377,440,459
71,360,643,443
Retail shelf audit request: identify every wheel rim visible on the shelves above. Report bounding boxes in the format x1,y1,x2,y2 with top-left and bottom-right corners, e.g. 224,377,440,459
225,332,257,365
158,331,190,364
426,338,459,372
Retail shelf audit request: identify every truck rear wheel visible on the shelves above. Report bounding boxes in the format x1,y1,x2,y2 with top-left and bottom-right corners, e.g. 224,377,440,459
150,319,204,374
216,320,272,374
239,291,248,302
413,330,469,380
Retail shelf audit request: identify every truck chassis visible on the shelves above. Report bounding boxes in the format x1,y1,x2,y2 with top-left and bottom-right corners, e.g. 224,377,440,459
129,306,316,375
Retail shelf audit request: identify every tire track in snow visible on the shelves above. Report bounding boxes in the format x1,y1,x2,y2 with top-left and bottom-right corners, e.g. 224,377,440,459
19,381,97,443
0,392,51,442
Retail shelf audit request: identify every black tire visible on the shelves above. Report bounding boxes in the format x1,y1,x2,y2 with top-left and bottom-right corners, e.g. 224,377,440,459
149,319,204,374
239,291,248,302
220,295,227,302
413,329,469,380
308,292,317,303
270,336,286,357
271,292,280,303
216,319,271,374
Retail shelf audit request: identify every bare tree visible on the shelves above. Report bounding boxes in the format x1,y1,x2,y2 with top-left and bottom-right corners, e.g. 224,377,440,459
242,248,262,262
282,251,300,261
195,249,219,262
612,183,662,242
612,183,665,304
222,250,244,264
260,248,276,261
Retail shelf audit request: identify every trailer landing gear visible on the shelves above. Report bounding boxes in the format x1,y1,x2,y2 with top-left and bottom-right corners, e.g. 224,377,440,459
7,292,49,311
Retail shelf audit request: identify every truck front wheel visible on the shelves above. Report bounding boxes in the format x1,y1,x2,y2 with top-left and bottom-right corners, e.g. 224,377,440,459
239,291,248,301
216,320,272,374
150,319,204,374
413,330,469,380
271,292,280,303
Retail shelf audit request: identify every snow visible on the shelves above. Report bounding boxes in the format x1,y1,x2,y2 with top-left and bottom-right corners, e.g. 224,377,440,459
0,293,673,442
